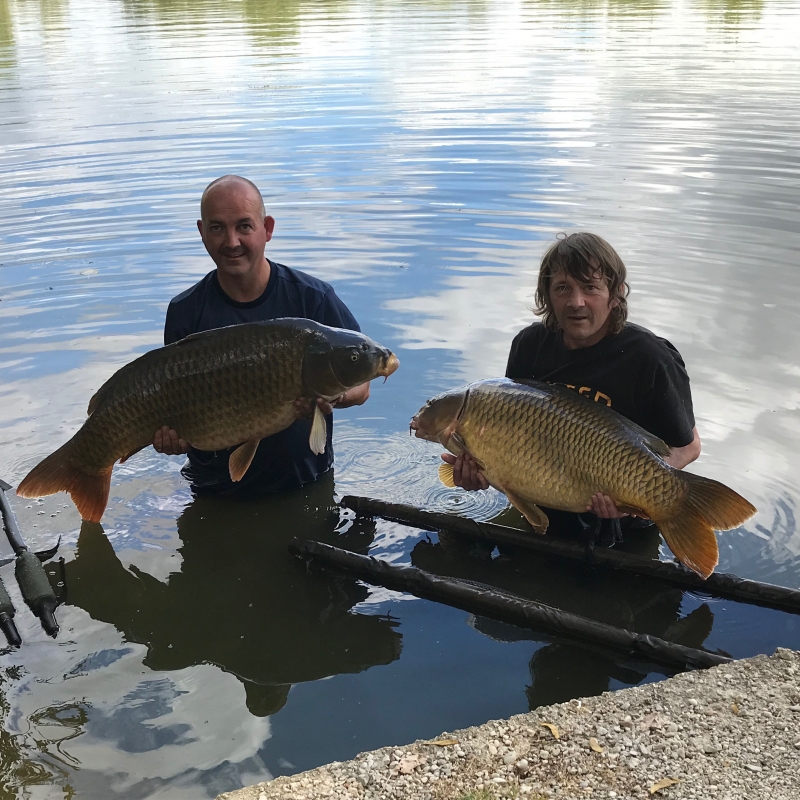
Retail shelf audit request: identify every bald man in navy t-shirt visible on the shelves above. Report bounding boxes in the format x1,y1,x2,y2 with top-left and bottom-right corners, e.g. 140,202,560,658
153,175,369,496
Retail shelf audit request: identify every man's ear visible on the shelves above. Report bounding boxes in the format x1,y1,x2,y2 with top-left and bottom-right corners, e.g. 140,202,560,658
196,219,204,238
264,215,275,242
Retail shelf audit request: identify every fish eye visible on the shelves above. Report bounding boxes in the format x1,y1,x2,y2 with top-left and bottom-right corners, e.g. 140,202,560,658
350,351,359,361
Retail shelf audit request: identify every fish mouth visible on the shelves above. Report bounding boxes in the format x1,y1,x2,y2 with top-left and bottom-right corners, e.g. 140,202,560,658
410,417,431,440
377,351,400,378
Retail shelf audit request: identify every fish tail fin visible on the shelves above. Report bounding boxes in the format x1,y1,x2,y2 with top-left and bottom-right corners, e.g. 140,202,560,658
682,473,757,531
17,441,112,523
656,474,756,579
656,509,719,580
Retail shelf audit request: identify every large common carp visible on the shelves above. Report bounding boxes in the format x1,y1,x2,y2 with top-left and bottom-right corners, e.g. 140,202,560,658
411,378,755,579
18,319,399,522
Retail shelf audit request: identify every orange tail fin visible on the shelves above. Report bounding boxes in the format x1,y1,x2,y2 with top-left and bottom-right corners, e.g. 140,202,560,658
655,473,756,580
17,441,112,523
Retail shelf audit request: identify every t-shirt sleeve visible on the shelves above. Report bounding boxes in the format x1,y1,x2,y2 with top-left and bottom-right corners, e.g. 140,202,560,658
645,344,696,448
164,300,193,345
505,328,533,380
314,288,361,332
164,301,182,346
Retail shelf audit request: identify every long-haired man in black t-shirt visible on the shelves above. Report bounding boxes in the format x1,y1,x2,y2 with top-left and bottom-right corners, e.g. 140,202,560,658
443,231,701,522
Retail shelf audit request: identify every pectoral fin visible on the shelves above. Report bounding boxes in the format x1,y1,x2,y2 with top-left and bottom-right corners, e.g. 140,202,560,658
119,444,148,464
309,404,327,455
503,488,550,534
438,462,456,488
229,439,260,482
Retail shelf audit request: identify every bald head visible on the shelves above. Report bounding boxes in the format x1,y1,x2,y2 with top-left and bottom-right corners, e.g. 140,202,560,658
200,175,266,222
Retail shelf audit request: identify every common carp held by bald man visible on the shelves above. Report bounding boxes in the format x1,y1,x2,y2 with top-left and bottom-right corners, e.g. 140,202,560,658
411,378,755,579
18,319,399,522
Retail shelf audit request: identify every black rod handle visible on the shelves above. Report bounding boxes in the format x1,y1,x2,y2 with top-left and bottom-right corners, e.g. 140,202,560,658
0,574,21,648
15,551,59,638
0,481,27,555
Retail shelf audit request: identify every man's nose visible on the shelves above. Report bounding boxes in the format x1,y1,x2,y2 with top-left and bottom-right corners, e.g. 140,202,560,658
567,291,585,308
223,227,240,248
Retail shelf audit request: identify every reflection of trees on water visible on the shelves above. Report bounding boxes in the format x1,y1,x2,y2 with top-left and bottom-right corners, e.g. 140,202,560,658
0,0,13,49
0,0,17,77
119,0,350,44
526,0,763,23
1,0,70,34
411,520,719,709
695,0,764,26
63,473,401,718
0,663,85,799
526,0,668,19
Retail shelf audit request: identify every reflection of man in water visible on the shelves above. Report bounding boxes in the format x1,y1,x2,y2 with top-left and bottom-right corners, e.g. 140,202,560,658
64,473,401,716
410,532,718,710
152,174,370,496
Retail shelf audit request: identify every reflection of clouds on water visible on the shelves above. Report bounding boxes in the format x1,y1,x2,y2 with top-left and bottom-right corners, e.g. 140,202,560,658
385,271,539,382
3,609,271,798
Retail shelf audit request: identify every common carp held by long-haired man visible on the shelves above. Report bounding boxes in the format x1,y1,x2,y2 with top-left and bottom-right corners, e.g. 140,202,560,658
411,378,755,579
18,318,399,522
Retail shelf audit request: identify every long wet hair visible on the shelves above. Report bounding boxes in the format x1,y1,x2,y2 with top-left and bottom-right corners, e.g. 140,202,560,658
534,232,630,335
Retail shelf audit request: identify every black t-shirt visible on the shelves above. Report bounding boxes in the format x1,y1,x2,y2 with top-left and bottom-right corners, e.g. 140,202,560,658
505,322,695,448
164,260,360,496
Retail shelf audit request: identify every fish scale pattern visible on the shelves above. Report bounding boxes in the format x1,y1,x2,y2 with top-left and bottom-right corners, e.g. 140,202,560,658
68,322,319,472
457,379,686,519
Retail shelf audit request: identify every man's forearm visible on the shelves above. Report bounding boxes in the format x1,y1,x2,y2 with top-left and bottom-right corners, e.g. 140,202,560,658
665,426,701,469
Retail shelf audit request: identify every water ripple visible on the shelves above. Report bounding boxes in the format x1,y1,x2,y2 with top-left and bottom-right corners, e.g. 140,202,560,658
334,426,509,521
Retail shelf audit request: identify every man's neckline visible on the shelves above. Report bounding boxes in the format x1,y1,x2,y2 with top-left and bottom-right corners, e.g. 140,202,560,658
213,260,277,309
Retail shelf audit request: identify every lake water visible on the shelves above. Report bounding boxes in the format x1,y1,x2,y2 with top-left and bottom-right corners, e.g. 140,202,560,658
1,0,800,796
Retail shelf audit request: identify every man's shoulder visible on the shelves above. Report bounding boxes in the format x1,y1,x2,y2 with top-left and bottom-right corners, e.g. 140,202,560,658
512,321,551,344
270,261,335,298
168,270,216,308
615,322,684,361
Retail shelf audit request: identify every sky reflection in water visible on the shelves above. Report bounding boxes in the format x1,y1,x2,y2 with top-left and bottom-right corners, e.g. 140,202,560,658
1,0,800,796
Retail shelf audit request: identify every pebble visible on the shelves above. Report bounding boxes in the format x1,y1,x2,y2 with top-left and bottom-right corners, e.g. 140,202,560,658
217,648,800,800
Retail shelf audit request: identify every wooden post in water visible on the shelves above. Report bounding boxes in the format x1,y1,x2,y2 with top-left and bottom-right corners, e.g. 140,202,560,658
289,538,731,672
339,495,800,615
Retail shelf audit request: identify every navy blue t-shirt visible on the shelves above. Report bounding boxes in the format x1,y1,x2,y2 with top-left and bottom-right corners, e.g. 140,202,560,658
164,260,360,496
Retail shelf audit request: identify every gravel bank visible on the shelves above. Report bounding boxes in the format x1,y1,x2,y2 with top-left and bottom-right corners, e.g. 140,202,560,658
219,648,800,800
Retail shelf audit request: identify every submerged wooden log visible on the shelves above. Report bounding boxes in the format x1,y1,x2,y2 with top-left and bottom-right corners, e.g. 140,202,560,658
339,495,800,615
289,538,731,671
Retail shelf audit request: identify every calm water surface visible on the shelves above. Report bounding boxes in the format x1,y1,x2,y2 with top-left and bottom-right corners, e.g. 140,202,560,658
1,0,800,796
